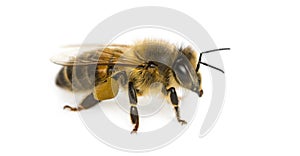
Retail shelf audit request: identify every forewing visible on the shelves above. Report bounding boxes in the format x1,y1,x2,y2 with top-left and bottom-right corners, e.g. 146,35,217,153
51,44,142,67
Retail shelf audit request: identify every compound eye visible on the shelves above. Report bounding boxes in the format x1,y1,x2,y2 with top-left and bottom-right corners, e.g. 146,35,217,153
172,55,199,89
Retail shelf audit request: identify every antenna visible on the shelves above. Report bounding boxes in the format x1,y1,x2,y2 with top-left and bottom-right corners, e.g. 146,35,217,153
195,48,230,73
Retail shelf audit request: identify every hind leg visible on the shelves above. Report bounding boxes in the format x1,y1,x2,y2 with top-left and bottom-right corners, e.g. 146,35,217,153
63,93,100,111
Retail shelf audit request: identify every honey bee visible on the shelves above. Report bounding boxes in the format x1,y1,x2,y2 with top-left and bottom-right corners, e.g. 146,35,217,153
52,39,229,133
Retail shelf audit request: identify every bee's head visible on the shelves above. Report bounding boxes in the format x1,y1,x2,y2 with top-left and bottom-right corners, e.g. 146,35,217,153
172,54,203,97
173,47,229,97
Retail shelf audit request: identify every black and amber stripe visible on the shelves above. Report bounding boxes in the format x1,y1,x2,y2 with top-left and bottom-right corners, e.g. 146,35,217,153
55,48,124,91
55,64,101,91
55,66,72,90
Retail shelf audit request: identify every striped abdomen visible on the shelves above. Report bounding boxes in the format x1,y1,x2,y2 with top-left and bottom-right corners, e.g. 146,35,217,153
55,47,125,91
55,64,101,91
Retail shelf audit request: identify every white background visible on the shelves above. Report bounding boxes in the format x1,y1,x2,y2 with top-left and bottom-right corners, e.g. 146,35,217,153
1,0,300,155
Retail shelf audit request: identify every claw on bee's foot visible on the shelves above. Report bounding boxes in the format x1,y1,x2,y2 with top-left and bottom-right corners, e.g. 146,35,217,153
130,125,138,134
130,129,137,134
178,119,187,125
63,105,83,112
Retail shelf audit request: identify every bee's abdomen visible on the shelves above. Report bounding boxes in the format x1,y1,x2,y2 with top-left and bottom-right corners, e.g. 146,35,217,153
56,67,72,90
55,65,97,91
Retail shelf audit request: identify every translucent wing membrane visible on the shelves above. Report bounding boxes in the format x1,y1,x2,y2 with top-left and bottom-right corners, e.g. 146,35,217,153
62,44,131,48
51,44,143,67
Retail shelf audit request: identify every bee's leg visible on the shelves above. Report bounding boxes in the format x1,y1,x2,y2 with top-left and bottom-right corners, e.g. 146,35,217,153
63,93,100,111
128,82,139,134
112,71,128,86
167,87,187,125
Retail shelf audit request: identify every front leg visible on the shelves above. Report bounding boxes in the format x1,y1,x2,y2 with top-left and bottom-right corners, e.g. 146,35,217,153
128,82,139,134
167,87,187,125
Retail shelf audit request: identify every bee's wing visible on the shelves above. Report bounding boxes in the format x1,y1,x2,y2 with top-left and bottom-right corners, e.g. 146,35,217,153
51,44,143,67
62,44,131,49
